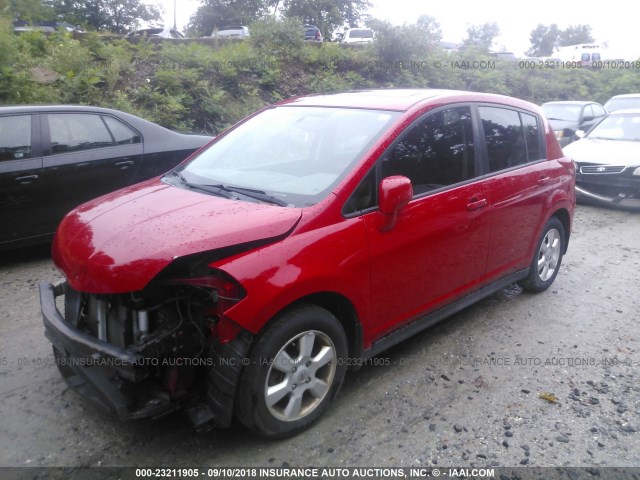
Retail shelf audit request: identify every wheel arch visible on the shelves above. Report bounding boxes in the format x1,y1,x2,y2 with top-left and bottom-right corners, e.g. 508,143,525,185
259,292,363,363
551,207,571,253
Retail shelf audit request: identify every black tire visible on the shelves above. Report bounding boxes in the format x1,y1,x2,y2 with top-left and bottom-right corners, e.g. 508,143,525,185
235,304,348,438
519,217,565,293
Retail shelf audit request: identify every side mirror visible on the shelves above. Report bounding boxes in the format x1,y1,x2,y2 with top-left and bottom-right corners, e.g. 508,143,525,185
378,175,413,231
581,115,594,123
574,129,586,139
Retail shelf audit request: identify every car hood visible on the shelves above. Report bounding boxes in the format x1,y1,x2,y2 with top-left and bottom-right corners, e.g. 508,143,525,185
563,138,640,166
53,180,302,294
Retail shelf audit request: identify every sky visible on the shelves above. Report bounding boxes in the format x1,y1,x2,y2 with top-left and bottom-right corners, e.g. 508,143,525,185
148,0,640,59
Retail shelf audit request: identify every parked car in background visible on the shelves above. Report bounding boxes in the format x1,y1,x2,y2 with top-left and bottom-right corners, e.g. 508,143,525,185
340,27,374,46
0,105,211,250
303,24,323,42
210,26,249,39
13,21,85,34
554,43,605,66
41,89,574,438
604,94,640,112
126,28,184,39
563,109,640,209
541,101,607,147
493,51,517,61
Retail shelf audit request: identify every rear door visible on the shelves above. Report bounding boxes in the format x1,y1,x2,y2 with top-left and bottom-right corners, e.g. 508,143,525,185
41,112,143,233
477,106,553,280
0,113,46,246
356,105,492,339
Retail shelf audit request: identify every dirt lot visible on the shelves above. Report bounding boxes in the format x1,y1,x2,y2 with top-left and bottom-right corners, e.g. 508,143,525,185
0,204,638,470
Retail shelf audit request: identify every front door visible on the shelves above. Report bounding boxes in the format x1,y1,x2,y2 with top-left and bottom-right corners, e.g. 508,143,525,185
363,106,491,340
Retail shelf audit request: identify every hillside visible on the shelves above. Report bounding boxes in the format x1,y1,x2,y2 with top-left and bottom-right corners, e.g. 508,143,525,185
2,20,640,134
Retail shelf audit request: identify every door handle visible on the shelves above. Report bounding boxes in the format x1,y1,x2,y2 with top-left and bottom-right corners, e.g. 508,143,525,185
115,160,134,169
467,197,487,212
15,175,39,184
538,175,551,186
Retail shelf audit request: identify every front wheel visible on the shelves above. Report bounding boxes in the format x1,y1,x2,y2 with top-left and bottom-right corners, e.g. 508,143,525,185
235,305,348,438
519,217,565,292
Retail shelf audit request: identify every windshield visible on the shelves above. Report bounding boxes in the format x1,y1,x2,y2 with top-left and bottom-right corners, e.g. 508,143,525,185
587,114,640,141
349,29,373,39
174,106,399,207
604,97,640,112
541,104,582,122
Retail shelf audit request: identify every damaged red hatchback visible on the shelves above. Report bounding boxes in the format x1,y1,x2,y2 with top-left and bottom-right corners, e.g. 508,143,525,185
41,90,575,438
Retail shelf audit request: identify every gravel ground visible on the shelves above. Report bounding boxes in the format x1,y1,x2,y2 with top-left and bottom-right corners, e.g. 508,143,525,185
0,204,638,470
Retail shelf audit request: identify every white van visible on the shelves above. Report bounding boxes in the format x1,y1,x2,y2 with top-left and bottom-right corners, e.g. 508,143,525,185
340,27,374,46
554,44,604,65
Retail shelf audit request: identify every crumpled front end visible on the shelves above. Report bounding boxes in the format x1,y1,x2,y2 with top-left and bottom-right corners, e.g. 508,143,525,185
40,263,252,429
575,163,640,210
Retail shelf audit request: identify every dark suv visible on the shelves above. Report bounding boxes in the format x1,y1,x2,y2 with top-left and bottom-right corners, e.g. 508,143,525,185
541,101,607,147
303,25,323,42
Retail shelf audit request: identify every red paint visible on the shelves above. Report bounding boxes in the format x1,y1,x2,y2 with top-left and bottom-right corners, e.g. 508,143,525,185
51,90,575,350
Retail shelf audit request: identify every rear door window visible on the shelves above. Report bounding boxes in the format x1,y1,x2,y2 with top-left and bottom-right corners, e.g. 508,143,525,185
47,113,114,154
479,107,527,172
0,115,31,161
479,106,546,173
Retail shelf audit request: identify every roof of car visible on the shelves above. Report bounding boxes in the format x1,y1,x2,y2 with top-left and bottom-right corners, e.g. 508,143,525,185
542,101,599,106
0,105,127,115
609,93,640,99
277,89,538,112
608,108,640,115
0,105,176,134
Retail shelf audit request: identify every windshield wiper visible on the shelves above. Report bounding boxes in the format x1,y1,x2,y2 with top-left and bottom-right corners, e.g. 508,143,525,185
171,171,237,199
170,173,290,206
205,184,290,207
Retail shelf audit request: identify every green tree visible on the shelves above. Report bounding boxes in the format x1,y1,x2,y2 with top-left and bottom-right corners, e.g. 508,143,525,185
558,24,594,46
9,0,54,22
249,17,303,58
282,0,370,37
526,23,559,57
527,24,594,57
48,0,161,33
461,22,499,51
415,15,442,47
187,0,268,37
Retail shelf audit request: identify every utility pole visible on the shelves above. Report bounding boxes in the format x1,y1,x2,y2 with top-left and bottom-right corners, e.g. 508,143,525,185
173,0,177,30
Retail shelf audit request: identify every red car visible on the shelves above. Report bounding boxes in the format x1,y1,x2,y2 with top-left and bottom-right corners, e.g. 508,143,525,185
40,90,575,438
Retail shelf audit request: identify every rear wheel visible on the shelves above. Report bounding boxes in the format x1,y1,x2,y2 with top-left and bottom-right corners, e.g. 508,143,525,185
235,305,348,438
519,217,565,292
